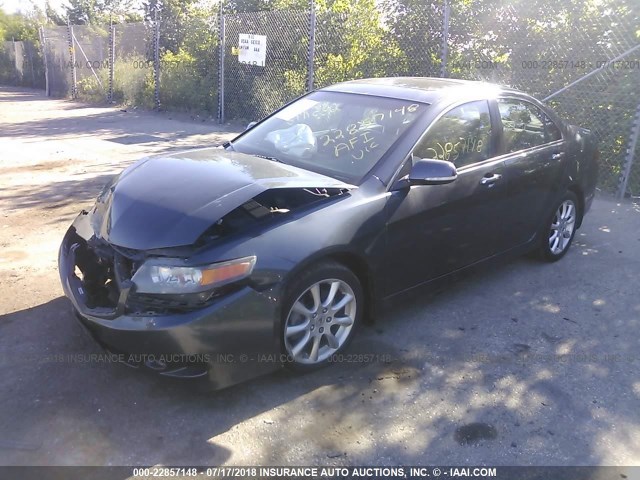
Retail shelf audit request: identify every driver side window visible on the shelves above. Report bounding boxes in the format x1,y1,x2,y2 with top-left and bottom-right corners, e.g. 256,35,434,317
413,100,493,168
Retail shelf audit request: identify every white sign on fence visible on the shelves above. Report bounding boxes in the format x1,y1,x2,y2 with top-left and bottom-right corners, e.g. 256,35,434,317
238,34,267,67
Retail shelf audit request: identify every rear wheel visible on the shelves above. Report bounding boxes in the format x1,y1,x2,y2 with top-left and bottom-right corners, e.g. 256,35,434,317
539,191,579,261
282,261,362,371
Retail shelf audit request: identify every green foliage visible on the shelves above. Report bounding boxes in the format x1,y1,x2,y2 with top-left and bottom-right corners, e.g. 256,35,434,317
0,44,14,84
0,9,45,88
142,0,206,53
45,1,67,26
139,0,219,112
113,56,156,107
65,0,141,25
75,53,155,107
311,0,408,87
158,49,218,112
75,73,108,102
0,9,39,42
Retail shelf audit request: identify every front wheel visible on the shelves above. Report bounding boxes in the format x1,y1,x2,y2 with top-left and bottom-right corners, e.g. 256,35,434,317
282,261,363,371
539,191,579,261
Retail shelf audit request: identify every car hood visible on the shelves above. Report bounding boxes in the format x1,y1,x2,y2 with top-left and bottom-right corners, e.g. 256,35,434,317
93,148,354,251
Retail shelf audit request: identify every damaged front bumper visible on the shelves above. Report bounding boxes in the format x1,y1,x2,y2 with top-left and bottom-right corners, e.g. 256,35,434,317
58,211,283,389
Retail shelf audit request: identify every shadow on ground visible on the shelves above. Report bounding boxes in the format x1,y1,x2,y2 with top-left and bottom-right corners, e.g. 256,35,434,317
1,174,116,213
0,108,223,144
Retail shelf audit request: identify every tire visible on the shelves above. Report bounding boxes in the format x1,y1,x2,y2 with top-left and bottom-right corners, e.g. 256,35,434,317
539,191,579,262
281,261,363,371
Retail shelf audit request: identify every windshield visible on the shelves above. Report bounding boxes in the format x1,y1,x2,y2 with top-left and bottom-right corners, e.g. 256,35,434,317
229,91,429,184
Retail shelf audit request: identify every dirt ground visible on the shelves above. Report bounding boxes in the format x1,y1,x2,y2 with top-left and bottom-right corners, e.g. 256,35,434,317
0,86,639,469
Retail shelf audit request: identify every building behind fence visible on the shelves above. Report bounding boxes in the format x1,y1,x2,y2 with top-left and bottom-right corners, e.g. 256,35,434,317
1,0,639,199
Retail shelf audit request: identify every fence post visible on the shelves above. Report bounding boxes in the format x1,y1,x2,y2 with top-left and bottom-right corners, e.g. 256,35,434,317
617,102,640,199
440,0,450,78
66,18,77,98
12,37,18,84
108,23,115,103
218,13,225,124
39,26,49,96
153,6,161,109
27,41,35,87
307,0,316,92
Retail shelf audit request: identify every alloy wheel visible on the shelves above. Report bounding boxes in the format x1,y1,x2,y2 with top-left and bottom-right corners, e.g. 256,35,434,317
284,279,357,364
549,199,576,255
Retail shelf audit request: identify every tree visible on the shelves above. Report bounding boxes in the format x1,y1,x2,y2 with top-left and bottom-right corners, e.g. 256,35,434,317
141,0,203,53
0,9,40,42
320,0,407,84
45,0,67,25
65,0,141,25
0,10,6,41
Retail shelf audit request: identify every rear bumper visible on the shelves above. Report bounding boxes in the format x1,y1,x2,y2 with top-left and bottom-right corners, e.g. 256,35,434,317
58,212,283,389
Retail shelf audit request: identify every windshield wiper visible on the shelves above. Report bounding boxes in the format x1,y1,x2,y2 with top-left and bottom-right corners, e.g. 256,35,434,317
226,145,284,164
253,154,284,163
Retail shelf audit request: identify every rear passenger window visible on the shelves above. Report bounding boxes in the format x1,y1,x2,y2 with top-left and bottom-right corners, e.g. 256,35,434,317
413,100,493,168
498,99,561,153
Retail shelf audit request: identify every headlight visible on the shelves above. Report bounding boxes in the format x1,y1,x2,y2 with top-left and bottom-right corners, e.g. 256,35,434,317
131,256,256,294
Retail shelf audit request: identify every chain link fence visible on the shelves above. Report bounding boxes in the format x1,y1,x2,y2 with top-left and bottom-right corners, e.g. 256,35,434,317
158,12,219,114
0,41,19,86
443,1,640,197
3,1,640,197
41,26,70,97
112,22,155,108
222,10,308,122
0,40,44,89
69,24,110,101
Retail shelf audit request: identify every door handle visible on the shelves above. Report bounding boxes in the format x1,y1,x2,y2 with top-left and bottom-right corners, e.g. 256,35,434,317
551,152,565,160
480,173,502,186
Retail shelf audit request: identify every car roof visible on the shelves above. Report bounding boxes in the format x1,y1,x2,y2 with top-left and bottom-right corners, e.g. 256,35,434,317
322,77,524,104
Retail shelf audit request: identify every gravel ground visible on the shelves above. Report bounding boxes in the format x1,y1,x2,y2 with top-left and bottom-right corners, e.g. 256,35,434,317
0,86,639,469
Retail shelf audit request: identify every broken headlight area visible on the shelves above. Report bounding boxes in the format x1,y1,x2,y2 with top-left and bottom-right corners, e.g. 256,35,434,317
70,232,138,311
67,231,254,316
196,187,350,245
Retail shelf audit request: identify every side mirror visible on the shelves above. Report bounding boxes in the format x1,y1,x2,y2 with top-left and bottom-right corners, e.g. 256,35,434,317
245,121,258,131
407,158,457,186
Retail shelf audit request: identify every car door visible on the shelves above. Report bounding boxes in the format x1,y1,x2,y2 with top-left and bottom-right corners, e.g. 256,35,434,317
494,97,566,248
382,100,513,296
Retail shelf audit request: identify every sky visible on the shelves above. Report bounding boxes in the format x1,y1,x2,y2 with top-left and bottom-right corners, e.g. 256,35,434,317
0,0,216,15
0,0,65,14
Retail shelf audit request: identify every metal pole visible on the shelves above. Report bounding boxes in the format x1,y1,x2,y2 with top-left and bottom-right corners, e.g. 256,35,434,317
39,26,50,96
28,41,35,87
109,23,115,102
307,0,316,92
66,18,77,99
12,37,18,84
544,43,640,102
218,13,226,124
617,102,640,200
153,6,161,109
440,0,450,78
